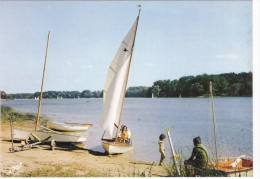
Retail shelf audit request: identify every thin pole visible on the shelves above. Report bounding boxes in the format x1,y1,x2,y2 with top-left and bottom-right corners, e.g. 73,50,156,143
166,128,180,176
35,31,50,130
9,116,14,152
209,81,218,168
115,7,141,137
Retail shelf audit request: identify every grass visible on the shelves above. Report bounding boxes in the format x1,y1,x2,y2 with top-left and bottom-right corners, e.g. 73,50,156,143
19,165,150,177
1,105,48,126
20,166,109,177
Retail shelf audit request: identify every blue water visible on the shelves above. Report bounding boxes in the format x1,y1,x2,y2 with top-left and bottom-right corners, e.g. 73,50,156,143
1,97,252,163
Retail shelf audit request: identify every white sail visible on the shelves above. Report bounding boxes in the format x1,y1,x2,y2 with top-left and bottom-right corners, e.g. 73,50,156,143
101,19,138,138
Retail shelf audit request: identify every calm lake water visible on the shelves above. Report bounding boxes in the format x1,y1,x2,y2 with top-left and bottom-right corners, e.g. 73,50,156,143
1,97,253,163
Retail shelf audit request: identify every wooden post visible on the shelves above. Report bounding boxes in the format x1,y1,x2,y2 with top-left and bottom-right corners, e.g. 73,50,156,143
165,128,180,176
9,115,14,153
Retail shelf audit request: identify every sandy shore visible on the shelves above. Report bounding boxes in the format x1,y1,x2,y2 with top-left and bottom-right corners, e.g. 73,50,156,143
0,121,169,177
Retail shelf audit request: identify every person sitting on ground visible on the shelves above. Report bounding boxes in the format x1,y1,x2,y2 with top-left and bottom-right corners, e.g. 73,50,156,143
184,136,209,168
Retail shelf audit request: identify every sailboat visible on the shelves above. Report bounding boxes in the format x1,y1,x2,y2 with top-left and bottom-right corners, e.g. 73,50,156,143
100,9,141,154
202,82,253,177
13,32,86,143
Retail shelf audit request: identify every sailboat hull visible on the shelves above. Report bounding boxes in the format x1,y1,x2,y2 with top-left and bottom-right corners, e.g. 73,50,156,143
101,139,133,154
13,128,86,143
47,121,92,132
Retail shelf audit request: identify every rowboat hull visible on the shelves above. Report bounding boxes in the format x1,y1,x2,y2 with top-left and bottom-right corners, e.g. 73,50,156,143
211,157,253,177
47,121,92,132
214,167,253,177
101,139,133,154
186,157,253,177
13,128,87,143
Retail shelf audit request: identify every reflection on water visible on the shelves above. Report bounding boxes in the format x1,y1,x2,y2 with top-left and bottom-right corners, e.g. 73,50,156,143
1,97,253,163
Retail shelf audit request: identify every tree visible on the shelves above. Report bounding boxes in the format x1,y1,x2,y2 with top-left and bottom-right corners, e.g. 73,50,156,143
229,83,241,96
126,86,148,97
178,76,195,97
190,83,205,97
1,91,12,99
151,85,161,97
81,90,93,98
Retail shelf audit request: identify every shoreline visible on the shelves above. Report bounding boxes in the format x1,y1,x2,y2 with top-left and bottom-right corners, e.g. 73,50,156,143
1,123,168,177
0,107,169,177
0,96,253,102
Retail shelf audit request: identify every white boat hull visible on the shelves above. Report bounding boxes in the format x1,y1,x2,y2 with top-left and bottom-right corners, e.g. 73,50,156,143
13,128,86,143
101,139,133,154
47,121,92,132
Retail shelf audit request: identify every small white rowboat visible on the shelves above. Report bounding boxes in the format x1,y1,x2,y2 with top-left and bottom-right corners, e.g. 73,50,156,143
47,121,92,132
13,128,86,143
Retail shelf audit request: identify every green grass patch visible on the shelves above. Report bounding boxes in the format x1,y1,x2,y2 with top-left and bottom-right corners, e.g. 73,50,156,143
1,106,48,125
20,166,112,177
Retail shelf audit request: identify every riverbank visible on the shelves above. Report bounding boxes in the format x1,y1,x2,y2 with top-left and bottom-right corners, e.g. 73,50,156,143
0,106,169,177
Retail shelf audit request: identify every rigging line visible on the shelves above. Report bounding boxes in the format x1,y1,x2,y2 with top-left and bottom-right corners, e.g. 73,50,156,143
208,95,228,159
207,95,216,160
210,81,219,167
209,82,228,165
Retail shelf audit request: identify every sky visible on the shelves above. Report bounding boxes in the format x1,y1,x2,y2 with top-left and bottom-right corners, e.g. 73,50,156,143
0,1,252,93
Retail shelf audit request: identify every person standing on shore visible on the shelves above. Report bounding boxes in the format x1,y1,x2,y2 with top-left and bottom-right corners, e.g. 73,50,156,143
158,134,166,166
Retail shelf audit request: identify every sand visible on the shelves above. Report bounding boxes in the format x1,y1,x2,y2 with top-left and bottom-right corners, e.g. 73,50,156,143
0,122,169,177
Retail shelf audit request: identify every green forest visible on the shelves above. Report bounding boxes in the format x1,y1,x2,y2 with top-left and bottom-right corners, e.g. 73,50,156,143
1,72,252,99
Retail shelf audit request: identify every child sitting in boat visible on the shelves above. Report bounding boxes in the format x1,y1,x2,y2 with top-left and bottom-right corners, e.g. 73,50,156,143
117,125,131,144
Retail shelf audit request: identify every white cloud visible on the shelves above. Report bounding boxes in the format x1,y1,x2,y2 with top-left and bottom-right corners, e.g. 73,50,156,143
66,61,72,66
145,62,154,67
215,54,240,60
83,64,93,69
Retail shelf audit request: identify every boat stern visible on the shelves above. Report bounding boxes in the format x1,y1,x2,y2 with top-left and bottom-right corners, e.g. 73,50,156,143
101,139,133,154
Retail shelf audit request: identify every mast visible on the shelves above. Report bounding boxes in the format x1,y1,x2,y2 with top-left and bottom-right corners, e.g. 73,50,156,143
115,7,141,137
209,81,219,168
35,31,50,130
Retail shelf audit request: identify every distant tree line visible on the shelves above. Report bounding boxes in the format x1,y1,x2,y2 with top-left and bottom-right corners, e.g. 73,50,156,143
0,72,252,99
35,90,103,99
147,72,252,97
126,86,149,97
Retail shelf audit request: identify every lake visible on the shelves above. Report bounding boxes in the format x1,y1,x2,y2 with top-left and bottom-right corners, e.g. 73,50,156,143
1,97,253,163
